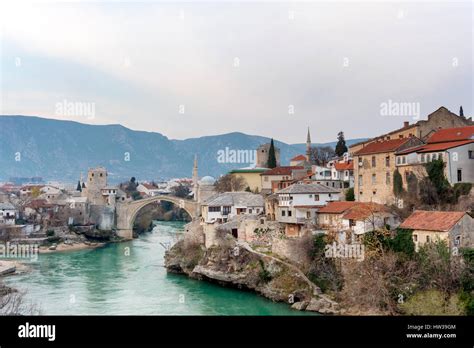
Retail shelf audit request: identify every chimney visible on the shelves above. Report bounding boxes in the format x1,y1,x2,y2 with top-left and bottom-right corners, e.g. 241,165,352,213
404,121,409,128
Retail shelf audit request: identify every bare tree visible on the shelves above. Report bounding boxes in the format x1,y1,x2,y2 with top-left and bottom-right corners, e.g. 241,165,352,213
214,174,246,192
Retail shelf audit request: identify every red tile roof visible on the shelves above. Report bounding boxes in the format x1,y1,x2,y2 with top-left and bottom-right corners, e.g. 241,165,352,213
142,183,157,190
354,138,411,156
317,201,359,214
334,162,354,171
427,126,474,144
400,210,467,232
291,154,307,161
262,166,304,176
342,203,388,220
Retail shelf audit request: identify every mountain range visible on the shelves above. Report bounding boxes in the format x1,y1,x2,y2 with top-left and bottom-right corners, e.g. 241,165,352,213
0,115,367,183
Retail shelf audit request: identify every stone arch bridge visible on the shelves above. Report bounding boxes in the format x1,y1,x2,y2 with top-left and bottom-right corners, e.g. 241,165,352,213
116,195,200,239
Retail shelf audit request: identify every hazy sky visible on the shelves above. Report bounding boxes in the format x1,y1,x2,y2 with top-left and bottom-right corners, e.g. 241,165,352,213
0,0,472,143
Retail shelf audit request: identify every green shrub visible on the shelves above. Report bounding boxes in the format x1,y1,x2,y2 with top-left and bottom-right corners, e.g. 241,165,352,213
46,230,55,237
388,228,415,257
399,289,464,315
345,187,355,201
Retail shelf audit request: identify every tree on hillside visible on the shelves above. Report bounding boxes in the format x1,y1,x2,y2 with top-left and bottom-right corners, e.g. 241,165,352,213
267,139,277,168
460,106,464,117
335,131,348,157
310,146,336,166
214,174,246,192
171,184,191,198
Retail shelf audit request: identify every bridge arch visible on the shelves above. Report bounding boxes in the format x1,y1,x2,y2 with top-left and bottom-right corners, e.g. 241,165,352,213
116,195,200,239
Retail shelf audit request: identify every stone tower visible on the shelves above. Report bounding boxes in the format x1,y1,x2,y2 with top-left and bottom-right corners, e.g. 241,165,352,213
306,127,312,162
256,143,281,168
84,167,107,205
192,154,198,201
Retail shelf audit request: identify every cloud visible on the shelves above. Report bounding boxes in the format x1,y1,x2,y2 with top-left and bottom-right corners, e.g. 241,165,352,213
1,0,472,143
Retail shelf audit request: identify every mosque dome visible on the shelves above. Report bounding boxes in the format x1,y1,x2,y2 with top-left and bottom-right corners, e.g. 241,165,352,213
199,176,215,186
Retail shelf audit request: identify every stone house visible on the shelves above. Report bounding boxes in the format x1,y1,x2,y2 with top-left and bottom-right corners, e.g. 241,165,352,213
400,210,474,252
353,136,424,205
260,166,306,194
317,201,399,243
349,106,472,155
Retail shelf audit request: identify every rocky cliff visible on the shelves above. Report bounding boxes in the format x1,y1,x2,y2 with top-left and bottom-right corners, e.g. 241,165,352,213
164,230,340,314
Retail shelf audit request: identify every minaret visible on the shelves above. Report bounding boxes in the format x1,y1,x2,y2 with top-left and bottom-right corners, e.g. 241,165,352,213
306,127,312,162
192,154,198,201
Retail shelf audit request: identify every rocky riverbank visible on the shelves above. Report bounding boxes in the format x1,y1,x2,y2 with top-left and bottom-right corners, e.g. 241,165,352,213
164,226,340,314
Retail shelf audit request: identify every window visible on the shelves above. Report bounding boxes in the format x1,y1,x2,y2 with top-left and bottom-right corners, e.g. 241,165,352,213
371,174,376,184
386,172,390,184
385,156,390,167
209,206,221,212
358,175,363,187
249,209,253,214
372,156,376,167
457,169,462,182
469,151,474,159
455,236,461,246
309,194,312,198
306,211,311,218
349,219,356,227
420,154,426,163
413,234,418,242
288,210,292,217
282,210,286,216
100,173,103,177
426,235,430,243
264,176,268,182
314,194,320,201
222,206,231,215
332,182,335,187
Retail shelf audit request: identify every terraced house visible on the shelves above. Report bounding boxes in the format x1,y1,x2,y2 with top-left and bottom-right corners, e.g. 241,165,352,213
353,137,423,204
395,125,474,186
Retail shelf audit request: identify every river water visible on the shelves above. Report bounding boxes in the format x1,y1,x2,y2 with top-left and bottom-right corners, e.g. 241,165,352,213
4,221,312,315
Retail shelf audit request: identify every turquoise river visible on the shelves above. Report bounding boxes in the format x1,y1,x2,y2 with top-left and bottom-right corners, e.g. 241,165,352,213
4,221,313,315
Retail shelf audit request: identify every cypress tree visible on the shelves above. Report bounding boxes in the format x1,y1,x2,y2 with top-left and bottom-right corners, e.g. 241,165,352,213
267,139,277,168
460,106,464,117
76,180,82,192
335,131,348,157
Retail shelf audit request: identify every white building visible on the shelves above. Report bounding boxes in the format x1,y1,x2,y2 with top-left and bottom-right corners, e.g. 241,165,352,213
0,202,18,225
201,192,264,224
275,183,341,237
395,125,474,185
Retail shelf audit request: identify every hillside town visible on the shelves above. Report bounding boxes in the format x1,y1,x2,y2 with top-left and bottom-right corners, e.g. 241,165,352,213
1,106,473,315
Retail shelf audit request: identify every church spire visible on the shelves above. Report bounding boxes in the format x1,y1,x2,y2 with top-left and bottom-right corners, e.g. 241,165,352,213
306,127,312,161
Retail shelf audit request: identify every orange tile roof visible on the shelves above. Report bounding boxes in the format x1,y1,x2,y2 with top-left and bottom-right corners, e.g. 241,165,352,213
400,210,467,232
334,162,354,171
427,126,474,144
354,138,411,156
342,203,388,220
262,166,304,176
291,154,307,161
317,201,359,214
